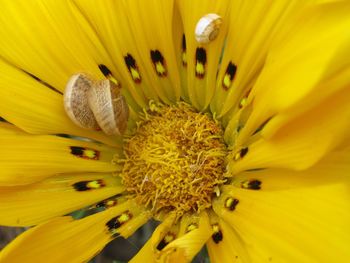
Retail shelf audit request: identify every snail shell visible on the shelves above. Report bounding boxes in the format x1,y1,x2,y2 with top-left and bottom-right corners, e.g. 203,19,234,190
195,13,222,44
87,79,129,135
63,73,99,129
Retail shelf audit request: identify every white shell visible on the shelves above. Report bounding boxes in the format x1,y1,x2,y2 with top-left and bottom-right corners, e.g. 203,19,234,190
195,13,222,44
87,79,129,135
63,73,99,129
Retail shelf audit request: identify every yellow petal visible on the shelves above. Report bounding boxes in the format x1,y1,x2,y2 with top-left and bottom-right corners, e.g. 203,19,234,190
131,213,177,263
0,60,121,146
157,212,213,263
0,0,112,93
228,86,350,173
176,0,231,110
207,219,250,263
0,123,119,185
0,200,147,263
0,172,124,226
211,0,310,117
234,1,350,148
214,149,350,262
75,0,177,105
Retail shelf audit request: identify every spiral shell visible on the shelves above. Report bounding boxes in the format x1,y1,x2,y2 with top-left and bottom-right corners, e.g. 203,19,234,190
63,73,99,130
87,79,129,135
63,73,129,135
195,13,222,44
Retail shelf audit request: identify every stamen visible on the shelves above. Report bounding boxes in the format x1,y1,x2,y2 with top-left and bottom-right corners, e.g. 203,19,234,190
120,102,227,216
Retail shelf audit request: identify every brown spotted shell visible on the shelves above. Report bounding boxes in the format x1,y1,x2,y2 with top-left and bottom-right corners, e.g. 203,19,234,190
87,79,129,135
63,73,99,130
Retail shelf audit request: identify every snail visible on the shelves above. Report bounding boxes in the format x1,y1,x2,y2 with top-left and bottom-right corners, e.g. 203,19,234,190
64,73,129,135
195,13,222,44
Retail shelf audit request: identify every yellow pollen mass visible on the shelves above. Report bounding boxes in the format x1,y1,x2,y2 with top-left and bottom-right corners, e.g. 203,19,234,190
119,102,227,217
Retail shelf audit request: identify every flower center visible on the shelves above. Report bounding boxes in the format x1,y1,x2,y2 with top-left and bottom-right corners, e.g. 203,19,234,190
119,101,227,217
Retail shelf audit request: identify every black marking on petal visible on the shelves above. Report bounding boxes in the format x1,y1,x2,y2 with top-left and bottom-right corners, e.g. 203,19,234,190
73,179,106,191
195,47,207,78
156,239,167,250
222,62,237,90
150,50,167,77
241,179,262,190
98,64,112,77
156,232,176,251
106,211,133,234
124,53,141,83
225,197,239,211
234,147,249,161
253,117,273,135
212,225,223,244
23,70,63,95
98,64,121,87
182,34,187,67
70,146,100,160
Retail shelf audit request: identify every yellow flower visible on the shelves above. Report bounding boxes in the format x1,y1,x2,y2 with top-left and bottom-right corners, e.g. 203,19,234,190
0,0,350,262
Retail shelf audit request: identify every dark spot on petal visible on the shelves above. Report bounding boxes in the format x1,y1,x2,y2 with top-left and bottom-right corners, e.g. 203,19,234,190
222,62,237,90
98,64,112,77
124,53,141,83
241,179,261,190
195,47,207,78
106,211,132,234
212,229,223,244
73,179,105,191
150,50,167,77
156,239,167,250
182,34,187,67
225,197,239,211
70,146,100,160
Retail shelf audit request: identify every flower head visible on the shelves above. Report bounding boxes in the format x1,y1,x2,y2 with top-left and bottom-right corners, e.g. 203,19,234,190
0,0,350,262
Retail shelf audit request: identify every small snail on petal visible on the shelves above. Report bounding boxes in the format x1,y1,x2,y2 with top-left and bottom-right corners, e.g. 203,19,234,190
195,13,222,44
64,73,99,130
63,73,129,135
88,79,129,135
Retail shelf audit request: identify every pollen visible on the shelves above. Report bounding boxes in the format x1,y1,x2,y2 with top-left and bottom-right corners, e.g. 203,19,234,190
119,101,227,217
